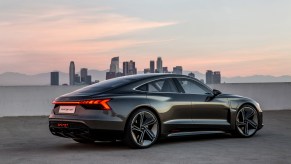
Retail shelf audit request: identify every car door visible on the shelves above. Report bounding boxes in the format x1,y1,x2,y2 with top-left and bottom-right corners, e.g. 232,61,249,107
138,78,194,132
174,78,230,128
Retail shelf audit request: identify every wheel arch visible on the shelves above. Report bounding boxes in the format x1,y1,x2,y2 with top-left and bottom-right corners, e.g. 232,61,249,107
238,102,258,111
229,99,262,130
233,102,262,137
124,105,162,136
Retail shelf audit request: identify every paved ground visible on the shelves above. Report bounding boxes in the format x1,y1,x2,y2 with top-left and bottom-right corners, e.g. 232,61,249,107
0,110,291,164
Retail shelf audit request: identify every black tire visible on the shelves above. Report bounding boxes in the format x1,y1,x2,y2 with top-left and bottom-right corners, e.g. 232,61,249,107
233,105,259,138
123,109,160,149
73,138,95,144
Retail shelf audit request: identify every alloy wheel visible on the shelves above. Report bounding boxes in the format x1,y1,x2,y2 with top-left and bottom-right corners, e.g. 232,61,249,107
130,111,158,147
236,106,258,137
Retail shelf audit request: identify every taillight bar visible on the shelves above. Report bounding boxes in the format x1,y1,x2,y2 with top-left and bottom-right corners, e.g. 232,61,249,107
52,99,111,110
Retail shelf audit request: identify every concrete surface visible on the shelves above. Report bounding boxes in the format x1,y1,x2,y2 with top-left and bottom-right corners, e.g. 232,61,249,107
0,110,290,164
0,86,83,117
1,83,291,117
210,82,291,110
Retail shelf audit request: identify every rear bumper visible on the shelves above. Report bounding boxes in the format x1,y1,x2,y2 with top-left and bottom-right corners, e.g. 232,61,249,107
49,120,123,140
49,105,126,131
49,105,126,140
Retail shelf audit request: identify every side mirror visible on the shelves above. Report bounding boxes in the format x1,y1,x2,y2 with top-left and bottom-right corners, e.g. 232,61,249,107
213,89,222,96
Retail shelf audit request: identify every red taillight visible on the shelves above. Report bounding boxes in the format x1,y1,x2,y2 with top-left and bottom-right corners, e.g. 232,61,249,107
52,99,111,110
99,99,111,110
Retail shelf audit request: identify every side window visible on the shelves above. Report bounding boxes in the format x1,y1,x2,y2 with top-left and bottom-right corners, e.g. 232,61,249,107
136,84,147,91
136,79,178,93
177,78,209,94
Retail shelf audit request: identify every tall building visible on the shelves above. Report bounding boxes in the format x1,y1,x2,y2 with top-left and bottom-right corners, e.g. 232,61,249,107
188,72,195,78
128,60,137,75
74,74,80,84
50,71,59,86
150,60,155,73
106,72,116,80
173,66,183,75
213,71,221,84
157,57,163,73
80,68,88,83
116,72,124,77
106,56,122,80
86,75,92,85
123,60,137,75
110,57,119,73
163,67,168,73
206,70,213,84
69,61,75,85
123,61,129,76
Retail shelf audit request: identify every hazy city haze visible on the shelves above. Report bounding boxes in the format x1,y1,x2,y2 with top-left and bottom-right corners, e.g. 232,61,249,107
0,0,291,77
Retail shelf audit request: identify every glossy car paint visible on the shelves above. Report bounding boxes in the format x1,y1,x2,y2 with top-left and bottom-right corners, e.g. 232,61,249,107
49,74,263,140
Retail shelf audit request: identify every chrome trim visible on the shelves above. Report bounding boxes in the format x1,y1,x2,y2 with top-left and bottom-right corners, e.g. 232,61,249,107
168,131,225,137
164,119,230,125
132,76,212,95
164,119,193,125
192,119,229,125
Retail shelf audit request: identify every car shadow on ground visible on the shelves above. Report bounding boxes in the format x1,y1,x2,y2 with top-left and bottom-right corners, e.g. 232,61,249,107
56,140,128,151
54,132,234,151
157,132,233,145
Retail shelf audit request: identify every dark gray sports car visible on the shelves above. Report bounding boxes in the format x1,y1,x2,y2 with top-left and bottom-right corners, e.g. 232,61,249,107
49,74,263,148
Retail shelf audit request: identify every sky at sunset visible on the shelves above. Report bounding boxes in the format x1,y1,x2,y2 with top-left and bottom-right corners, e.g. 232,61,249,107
0,0,291,77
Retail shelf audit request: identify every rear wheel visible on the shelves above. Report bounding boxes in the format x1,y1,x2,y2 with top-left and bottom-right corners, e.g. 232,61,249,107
124,109,159,149
233,105,259,137
73,138,95,144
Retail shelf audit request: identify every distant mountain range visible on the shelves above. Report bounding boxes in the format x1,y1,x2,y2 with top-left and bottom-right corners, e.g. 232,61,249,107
0,70,291,86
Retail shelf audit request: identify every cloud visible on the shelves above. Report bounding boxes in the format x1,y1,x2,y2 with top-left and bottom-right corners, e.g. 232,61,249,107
0,7,177,55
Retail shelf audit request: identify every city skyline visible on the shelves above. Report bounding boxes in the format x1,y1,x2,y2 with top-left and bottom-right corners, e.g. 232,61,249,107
1,1,291,77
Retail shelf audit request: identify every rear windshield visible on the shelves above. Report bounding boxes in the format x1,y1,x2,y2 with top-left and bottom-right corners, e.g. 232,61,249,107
71,76,137,94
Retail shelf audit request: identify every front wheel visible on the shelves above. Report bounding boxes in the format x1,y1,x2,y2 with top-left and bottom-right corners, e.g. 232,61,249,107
124,109,160,149
233,105,259,137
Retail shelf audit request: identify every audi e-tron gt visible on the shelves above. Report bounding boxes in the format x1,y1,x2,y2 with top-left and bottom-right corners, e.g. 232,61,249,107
49,74,263,148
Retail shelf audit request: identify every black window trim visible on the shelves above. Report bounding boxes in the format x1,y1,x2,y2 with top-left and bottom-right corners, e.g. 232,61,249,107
173,77,213,95
134,77,180,94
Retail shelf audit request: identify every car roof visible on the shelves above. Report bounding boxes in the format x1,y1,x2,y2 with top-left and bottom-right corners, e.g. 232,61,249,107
115,73,187,80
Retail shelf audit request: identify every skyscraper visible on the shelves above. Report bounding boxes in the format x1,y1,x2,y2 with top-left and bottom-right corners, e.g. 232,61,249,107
157,57,163,73
110,57,119,73
106,57,120,80
123,61,129,76
173,66,183,75
50,71,59,86
128,60,137,75
80,68,88,83
86,75,92,85
206,70,213,84
123,60,137,75
150,60,155,73
163,67,168,73
106,72,116,80
213,71,221,84
69,61,75,85
74,74,80,84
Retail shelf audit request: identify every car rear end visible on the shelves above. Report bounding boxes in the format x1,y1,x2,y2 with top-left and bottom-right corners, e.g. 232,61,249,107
49,97,125,141
48,77,143,141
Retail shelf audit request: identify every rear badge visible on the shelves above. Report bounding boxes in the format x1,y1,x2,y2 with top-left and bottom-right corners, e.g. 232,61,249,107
57,123,69,128
59,106,76,114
